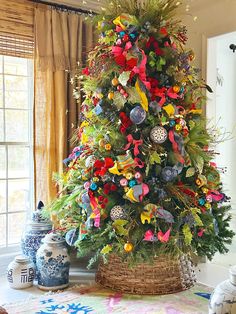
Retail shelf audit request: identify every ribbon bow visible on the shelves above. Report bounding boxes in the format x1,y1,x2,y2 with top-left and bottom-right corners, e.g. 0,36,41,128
144,228,171,243
124,134,143,156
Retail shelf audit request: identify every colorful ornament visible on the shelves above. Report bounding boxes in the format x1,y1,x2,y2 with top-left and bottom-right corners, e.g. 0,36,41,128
124,242,133,253
65,229,78,246
112,77,119,86
150,126,168,144
110,206,127,221
173,85,180,93
108,92,114,100
85,155,96,168
90,182,98,191
129,105,146,124
128,179,137,187
124,172,133,180
120,178,128,186
105,143,112,151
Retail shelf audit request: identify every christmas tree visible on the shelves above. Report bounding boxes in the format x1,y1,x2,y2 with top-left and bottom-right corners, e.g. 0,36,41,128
48,0,234,267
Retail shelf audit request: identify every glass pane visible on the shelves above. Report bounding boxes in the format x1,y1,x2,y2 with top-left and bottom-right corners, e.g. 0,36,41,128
0,109,3,141
0,74,3,107
8,179,30,212
4,75,28,91
5,109,29,142
4,56,28,76
0,146,6,178
0,56,3,73
0,180,6,213
8,146,30,178
5,90,28,109
8,212,26,245
0,214,6,247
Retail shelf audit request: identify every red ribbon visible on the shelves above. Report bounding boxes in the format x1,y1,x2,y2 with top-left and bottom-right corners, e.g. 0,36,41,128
124,134,143,156
134,158,145,168
168,130,185,164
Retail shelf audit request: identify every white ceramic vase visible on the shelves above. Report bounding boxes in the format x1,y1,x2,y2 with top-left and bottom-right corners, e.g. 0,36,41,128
209,265,236,314
7,255,35,289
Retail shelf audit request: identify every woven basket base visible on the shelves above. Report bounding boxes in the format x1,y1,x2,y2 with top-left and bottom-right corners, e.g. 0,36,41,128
96,254,196,295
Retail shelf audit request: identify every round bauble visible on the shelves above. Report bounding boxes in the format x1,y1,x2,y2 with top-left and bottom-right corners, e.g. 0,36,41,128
124,242,133,253
150,126,168,144
161,166,178,182
65,229,78,246
110,206,127,221
130,105,146,124
85,155,96,168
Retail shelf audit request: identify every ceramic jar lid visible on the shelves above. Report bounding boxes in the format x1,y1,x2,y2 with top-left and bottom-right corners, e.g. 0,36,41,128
229,265,236,285
15,255,30,263
43,233,66,244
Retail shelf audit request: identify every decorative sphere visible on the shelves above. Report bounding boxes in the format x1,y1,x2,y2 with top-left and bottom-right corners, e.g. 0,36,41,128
65,229,78,246
124,242,134,253
129,106,146,124
85,155,96,168
112,78,119,86
150,126,168,144
161,166,178,182
110,206,127,221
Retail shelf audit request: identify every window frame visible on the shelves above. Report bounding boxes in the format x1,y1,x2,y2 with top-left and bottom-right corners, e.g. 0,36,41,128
0,56,34,256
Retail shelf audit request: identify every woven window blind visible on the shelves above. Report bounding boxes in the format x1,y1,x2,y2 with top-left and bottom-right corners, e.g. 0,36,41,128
0,0,34,58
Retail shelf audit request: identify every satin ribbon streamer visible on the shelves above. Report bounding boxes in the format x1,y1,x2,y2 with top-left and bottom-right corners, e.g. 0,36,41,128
124,134,143,156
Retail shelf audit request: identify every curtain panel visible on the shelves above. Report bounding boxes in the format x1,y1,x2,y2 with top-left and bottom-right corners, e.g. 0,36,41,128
34,6,94,204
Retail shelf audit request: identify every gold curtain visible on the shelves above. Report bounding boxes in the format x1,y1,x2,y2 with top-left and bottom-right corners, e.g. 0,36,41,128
34,6,93,204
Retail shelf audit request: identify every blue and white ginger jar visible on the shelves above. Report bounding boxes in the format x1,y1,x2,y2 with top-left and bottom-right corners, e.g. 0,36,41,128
21,201,52,274
36,232,70,291
209,265,236,314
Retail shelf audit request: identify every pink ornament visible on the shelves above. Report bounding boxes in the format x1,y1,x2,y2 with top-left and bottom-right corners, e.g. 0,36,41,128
84,181,91,190
144,230,154,241
134,172,142,179
116,39,122,46
206,195,213,203
120,178,128,186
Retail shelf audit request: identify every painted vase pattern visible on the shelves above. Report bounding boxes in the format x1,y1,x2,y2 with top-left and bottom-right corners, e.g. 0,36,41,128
21,201,51,276
7,255,35,289
36,233,70,291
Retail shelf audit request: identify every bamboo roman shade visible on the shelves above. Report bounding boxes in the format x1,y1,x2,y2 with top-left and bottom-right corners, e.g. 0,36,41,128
0,0,34,58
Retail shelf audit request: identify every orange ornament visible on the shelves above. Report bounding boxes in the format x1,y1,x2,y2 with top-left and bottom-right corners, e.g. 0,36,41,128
105,143,112,151
173,85,180,93
108,92,114,100
112,77,119,86
124,242,134,253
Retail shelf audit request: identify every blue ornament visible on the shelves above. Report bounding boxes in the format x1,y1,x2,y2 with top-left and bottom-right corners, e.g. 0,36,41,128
198,198,206,206
129,179,137,187
65,229,78,246
169,120,176,127
81,192,90,204
161,166,178,182
119,31,125,37
130,105,146,124
180,86,185,93
90,182,98,191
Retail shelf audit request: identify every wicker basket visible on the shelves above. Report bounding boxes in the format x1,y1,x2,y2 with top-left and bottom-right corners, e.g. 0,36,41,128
95,254,196,295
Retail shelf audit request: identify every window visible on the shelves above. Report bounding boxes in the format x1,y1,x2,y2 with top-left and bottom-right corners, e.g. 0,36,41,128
0,55,34,253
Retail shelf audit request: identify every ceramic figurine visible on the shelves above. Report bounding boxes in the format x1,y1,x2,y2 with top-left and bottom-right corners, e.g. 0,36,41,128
36,232,70,291
209,265,236,314
21,201,52,275
7,255,35,289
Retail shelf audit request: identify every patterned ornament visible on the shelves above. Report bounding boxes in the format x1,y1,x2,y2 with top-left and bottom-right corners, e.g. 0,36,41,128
110,206,127,221
129,106,146,124
85,155,96,168
65,229,78,246
161,166,178,182
150,126,168,144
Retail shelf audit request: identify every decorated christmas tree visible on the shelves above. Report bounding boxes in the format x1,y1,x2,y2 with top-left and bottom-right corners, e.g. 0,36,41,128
48,0,234,270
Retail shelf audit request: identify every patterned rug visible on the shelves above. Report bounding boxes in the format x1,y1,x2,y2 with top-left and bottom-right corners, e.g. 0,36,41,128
3,283,212,314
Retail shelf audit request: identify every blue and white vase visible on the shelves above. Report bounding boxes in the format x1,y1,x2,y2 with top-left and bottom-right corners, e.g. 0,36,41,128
21,201,52,277
36,232,70,291
209,265,236,314
7,255,35,289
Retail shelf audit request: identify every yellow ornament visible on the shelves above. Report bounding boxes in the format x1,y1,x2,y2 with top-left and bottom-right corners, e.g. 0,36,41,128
175,124,182,132
99,139,106,147
108,92,114,100
135,79,148,111
205,202,211,209
93,177,100,182
98,93,104,99
125,188,138,202
105,143,112,151
124,242,134,253
202,187,209,194
173,85,180,93
124,187,129,193
112,77,119,86
109,161,122,175
125,172,133,180
163,103,175,117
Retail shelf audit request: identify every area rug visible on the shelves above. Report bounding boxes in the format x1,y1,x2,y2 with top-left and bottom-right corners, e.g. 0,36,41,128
3,283,212,314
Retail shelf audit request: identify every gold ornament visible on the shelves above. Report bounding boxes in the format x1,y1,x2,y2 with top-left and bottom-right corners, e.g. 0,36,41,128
202,187,209,194
205,202,211,209
173,85,180,93
124,242,133,253
175,124,182,132
108,92,114,100
105,143,112,151
112,77,119,86
125,172,133,180
99,139,106,147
